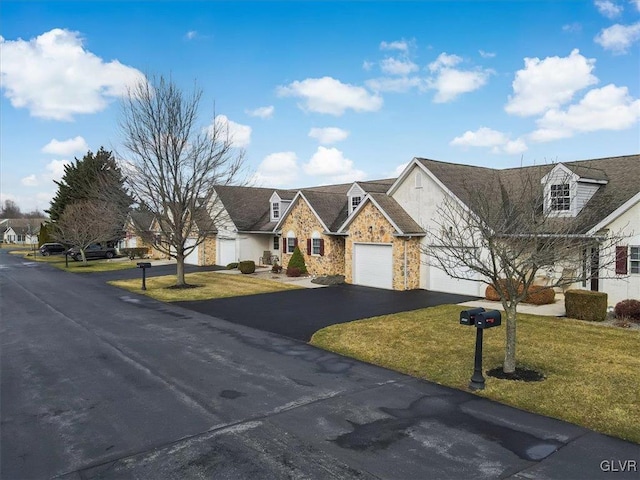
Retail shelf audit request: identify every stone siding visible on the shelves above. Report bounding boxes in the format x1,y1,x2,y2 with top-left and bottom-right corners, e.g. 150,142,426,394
280,199,345,276
199,235,217,266
345,202,421,290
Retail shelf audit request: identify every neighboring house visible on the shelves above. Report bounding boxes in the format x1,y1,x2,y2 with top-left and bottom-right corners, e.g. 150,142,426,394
1,218,48,245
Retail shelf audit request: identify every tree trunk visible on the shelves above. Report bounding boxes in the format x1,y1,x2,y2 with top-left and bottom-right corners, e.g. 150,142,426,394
176,253,186,286
503,302,518,374
80,249,87,265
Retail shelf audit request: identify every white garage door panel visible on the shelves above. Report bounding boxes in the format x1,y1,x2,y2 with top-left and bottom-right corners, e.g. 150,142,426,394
184,238,199,265
354,244,393,290
429,266,480,296
218,239,236,266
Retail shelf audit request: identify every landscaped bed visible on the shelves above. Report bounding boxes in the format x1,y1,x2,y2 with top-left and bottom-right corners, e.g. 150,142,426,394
310,304,640,444
109,271,302,302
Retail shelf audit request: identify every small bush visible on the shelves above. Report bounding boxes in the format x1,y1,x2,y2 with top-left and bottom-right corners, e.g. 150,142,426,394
120,247,149,259
485,279,523,301
614,299,640,322
271,262,283,274
565,289,608,322
238,260,255,274
286,266,301,277
226,262,238,270
524,285,556,305
287,245,307,274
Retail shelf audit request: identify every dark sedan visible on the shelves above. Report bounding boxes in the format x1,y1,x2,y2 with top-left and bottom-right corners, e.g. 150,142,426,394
67,244,118,261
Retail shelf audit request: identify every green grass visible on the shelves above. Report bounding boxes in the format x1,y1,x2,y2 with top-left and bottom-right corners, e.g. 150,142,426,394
13,251,138,273
310,304,640,444
109,271,301,301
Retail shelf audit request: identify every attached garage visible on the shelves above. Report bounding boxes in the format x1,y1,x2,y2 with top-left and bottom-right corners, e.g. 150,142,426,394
427,264,481,296
353,243,393,290
218,238,236,266
184,238,199,265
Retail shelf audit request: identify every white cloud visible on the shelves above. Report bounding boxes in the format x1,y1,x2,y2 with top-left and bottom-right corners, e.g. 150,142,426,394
252,151,298,187
380,40,409,52
426,53,492,103
303,147,366,182
45,159,71,182
185,30,198,40
450,127,528,154
392,162,409,177
0,29,145,121
530,84,640,142
211,115,252,148
505,49,598,117
362,60,375,71
41,136,88,155
479,50,496,58
277,77,383,116
21,175,38,187
563,23,583,33
380,57,419,76
308,127,350,144
366,76,423,93
595,22,640,54
595,0,623,18
633,0,640,12
245,105,274,119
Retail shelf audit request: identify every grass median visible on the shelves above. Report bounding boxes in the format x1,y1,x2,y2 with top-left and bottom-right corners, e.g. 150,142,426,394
109,271,301,302
310,304,640,444
9,250,138,273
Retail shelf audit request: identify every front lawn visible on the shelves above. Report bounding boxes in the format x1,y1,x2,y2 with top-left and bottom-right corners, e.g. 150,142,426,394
109,271,301,301
17,252,138,273
310,304,640,444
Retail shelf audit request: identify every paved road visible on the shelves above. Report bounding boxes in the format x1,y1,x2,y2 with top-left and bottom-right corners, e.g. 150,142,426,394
176,285,477,341
1,251,638,479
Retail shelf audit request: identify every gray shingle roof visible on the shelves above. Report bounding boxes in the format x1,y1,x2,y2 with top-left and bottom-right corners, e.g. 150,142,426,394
368,193,425,235
417,154,639,233
299,190,350,232
1,218,47,235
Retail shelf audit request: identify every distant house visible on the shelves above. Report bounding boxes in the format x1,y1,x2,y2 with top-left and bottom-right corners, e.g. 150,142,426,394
1,218,48,245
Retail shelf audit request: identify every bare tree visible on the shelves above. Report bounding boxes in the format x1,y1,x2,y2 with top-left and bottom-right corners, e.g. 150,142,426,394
119,75,245,287
422,167,626,374
54,199,125,264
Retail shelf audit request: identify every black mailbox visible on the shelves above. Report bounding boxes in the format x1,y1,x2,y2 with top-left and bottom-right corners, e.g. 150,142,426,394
460,307,486,326
475,310,502,329
137,262,151,269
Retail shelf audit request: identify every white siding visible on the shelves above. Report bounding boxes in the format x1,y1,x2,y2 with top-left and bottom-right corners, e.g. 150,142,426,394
576,182,600,212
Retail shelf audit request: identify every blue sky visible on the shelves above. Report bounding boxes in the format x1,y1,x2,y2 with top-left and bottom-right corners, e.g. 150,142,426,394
1,1,639,213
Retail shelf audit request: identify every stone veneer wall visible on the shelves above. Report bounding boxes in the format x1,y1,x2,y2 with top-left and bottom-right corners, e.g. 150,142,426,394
198,236,217,266
280,199,345,276
344,202,421,290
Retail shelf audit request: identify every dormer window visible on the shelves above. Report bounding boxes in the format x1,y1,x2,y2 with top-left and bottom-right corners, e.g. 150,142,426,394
271,202,280,220
351,196,361,212
550,184,570,211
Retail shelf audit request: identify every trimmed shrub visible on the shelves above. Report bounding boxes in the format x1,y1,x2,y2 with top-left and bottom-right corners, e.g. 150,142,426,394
120,247,149,259
286,245,307,274
524,285,556,305
226,262,239,270
485,280,523,301
286,266,301,277
238,260,256,274
271,262,283,274
565,289,608,322
614,299,640,322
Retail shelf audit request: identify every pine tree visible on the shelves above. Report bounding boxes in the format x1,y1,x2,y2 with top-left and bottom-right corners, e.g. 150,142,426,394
287,245,308,274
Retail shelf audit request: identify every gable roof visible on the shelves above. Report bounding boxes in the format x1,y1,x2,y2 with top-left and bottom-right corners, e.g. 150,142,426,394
339,193,424,236
413,154,639,234
1,218,47,235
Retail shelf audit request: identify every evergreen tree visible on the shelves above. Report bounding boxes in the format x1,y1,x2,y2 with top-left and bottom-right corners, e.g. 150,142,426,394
286,245,308,274
47,147,131,221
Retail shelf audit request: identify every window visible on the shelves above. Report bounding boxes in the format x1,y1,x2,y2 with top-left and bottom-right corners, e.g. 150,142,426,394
287,237,297,253
351,196,361,212
631,247,640,274
272,202,280,219
550,184,570,211
273,237,280,251
312,238,321,255
415,172,423,188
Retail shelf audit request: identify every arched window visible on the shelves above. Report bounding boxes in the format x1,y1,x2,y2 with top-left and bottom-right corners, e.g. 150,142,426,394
286,230,298,254
307,231,324,256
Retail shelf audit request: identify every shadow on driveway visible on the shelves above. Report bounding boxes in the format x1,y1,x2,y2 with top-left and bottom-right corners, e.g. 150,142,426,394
176,284,478,341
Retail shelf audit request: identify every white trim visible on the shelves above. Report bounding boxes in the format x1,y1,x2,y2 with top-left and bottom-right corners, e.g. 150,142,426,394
273,191,331,232
588,192,640,235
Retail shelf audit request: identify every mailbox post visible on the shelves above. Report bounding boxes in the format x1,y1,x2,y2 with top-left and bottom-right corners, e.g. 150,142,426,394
459,308,502,391
137,262,152,290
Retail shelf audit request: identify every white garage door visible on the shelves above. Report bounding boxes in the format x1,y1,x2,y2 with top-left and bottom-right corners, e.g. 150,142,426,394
184,238,199,265
353,243,393,290
218,239,236,266
428,265,481,296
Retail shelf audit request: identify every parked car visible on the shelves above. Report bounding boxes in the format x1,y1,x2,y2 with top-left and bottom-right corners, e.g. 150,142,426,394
67,244,118,261
39,243,67,256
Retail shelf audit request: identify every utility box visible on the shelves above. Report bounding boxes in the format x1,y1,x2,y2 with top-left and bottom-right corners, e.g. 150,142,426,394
475,310,502,329
460,307,486,326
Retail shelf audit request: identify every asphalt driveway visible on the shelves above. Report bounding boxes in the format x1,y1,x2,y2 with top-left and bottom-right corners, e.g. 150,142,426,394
176,284,478,341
